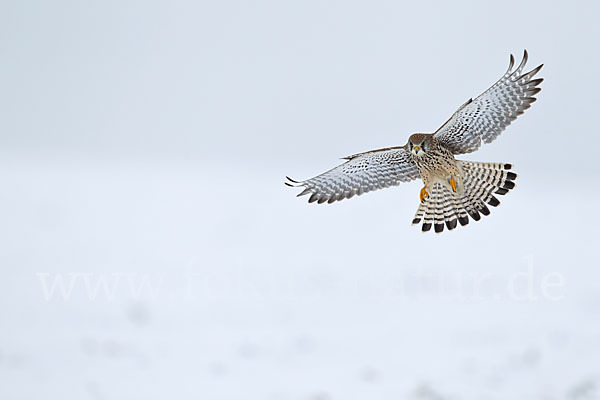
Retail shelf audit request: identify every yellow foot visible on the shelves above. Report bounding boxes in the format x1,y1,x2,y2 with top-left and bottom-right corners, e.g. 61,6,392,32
449,176,457,192
420,187,430,202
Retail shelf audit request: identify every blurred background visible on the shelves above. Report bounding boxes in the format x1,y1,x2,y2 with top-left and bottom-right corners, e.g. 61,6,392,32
1,0,599,399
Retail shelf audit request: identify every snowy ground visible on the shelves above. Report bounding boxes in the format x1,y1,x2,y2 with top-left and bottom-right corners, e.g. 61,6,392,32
1,156,598,400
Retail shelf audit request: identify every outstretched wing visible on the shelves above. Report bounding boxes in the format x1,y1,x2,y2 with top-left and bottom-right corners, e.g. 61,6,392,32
434,50,543,154
286,147,420,204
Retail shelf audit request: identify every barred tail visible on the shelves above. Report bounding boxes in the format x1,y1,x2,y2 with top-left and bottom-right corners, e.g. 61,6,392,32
412,162,517,233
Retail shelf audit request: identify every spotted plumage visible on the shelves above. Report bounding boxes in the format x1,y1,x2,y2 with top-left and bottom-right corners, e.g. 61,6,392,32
286,50,543,232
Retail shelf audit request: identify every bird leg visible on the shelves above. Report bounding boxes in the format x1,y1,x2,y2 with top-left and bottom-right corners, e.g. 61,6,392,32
420,186,430,202
449,176,457,193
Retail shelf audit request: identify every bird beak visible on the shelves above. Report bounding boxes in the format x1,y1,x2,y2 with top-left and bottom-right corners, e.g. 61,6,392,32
413,146,421,152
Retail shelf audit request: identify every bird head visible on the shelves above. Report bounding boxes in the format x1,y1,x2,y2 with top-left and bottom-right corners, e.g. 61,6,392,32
408,134,429,157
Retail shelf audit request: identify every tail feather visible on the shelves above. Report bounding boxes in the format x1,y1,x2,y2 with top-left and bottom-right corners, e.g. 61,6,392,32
441,186,459,230
433,185,445,233
412,161,517,233
422,194,434,232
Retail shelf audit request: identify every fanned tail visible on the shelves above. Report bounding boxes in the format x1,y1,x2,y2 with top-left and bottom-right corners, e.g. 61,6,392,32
412,161,517,233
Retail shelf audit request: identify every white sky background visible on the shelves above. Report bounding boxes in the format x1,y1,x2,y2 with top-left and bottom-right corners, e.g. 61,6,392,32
1,1,599,399
1,0,598,172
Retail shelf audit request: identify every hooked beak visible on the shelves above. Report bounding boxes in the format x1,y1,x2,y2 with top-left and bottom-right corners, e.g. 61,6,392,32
412,145,421,155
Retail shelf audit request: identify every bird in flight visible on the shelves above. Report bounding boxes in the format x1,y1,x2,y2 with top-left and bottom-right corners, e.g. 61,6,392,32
286,50,543,233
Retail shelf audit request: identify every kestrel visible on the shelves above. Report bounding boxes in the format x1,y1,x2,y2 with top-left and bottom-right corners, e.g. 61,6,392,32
286,50,543,232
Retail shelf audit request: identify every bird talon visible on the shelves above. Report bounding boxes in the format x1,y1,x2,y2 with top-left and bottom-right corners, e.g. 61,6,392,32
420,187,430,202
449,176,457,192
